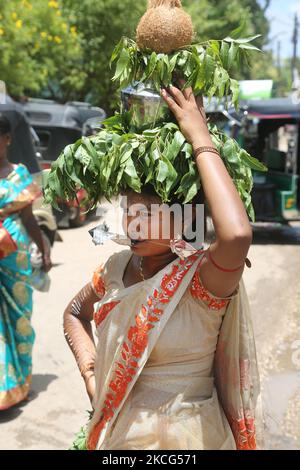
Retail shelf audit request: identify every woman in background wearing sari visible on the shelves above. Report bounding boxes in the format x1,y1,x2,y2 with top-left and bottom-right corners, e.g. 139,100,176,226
0,114,52,410
64,85,264,450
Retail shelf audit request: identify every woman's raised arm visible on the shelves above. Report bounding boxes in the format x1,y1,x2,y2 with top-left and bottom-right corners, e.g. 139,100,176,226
161,84,252,298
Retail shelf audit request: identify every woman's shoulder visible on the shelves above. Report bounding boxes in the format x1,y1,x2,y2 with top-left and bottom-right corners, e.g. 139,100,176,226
91,249,130,297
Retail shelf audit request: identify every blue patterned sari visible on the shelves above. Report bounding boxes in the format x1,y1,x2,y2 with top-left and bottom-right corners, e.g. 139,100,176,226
0,164,40,410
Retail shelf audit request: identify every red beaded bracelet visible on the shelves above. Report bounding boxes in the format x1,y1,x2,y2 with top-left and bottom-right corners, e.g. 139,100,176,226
207,249,251,272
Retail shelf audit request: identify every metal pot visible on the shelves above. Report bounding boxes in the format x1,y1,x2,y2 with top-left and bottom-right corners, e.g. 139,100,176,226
120,81,171,130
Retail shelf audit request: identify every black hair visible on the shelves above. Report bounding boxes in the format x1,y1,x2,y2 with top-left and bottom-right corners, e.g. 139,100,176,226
0,114,11,136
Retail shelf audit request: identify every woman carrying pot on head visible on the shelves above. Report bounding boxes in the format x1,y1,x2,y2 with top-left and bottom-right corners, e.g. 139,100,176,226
63,82,263,450
60,0,264,451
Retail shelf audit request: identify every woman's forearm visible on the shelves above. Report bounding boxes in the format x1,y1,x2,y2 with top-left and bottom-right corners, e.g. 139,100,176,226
63,283,98,379
192,135,252,244
20,205,45,254
64,314,96,377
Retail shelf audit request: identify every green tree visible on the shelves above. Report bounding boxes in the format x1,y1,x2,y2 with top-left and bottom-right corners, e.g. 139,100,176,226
0,0,83,99
61,0,146,111
1,0,282,107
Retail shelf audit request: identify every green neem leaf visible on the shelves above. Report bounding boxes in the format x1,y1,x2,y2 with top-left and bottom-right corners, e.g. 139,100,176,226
112,133,123,146
102,114,123,131
222,139,239,163
183,181,199,203
124,172,141,192
163,122,179,131
238,44,261,52
248,203,255,223
220,41,230,69
204,54,215,84
214,66,230,97
183,68,198,89
119,143,134,165
228,42,238,69
238,48,251,68
230,78,239,109
165,131,185,161
234,35,261,44
224,34,261,44
239,150,268,171
112,48,131,81
110,37,125,66
124,156,138,178
208,40,220,57
157,159,169,183
146,51,157,77
143,128,160,137
169,52,180,72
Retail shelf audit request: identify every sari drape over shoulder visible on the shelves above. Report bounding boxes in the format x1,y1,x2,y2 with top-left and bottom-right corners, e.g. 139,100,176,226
86,249,264,450
0,164,40,410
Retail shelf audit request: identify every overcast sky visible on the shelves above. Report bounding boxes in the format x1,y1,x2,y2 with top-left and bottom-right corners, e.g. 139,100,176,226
263,0,299,58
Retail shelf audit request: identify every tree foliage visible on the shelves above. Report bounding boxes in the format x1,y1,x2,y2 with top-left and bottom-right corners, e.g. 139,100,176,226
1,0,293,107
0,0,84,99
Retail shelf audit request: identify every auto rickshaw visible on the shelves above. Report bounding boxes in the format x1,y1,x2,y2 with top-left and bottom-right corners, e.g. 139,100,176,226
239,98,300,223
205,96,300,224
23,98,106,227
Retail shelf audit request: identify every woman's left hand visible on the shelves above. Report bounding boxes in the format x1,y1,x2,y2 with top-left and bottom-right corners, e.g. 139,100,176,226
160,82,213,148
42,251,52,272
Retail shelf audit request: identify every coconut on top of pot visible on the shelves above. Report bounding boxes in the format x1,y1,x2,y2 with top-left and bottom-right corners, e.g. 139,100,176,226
136,0,195,53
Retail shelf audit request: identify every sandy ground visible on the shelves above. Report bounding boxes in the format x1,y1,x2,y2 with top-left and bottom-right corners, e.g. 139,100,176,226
0,204,299,450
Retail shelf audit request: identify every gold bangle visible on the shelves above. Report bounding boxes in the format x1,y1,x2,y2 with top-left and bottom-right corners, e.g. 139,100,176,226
194,146,220,158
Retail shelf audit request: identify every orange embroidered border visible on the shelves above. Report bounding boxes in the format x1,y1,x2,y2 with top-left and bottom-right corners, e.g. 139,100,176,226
190,269,229,310
229,413,257,450
94,301,120,328
92,265,106,298
87,254,198,450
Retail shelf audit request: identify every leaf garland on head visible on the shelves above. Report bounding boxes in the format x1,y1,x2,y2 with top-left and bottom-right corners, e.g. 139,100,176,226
43,24,267,223
110,35,261,109
44,109,267,222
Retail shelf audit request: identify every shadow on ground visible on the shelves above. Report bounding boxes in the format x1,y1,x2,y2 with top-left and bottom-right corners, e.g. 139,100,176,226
0,374,57,423
252,223,300,245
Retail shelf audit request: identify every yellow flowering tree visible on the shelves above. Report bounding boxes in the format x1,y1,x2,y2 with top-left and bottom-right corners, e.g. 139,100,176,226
0,0,85,99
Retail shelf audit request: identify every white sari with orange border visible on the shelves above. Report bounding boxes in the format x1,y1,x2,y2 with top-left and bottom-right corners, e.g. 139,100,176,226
87,249,264,450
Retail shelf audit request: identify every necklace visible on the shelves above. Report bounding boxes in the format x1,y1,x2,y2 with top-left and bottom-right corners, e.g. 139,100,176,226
139,256,145,281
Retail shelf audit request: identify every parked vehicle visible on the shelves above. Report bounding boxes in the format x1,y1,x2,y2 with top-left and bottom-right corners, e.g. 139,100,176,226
205,97,300,223
239,98,300,223
23,99,106,227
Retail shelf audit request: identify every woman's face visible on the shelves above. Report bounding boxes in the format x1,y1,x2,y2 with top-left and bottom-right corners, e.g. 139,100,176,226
121,190,178,257
0,133,11,161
